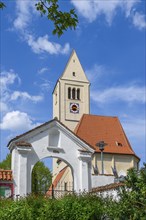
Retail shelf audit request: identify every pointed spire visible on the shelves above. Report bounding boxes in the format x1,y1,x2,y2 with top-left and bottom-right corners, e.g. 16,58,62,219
60,50,89,83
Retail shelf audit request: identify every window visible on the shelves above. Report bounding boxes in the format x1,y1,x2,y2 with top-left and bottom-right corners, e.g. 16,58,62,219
77,88,80,100
115,141,122,147
55,93,57,105
68,87,71,99
64,182,67,191
72,88,76,99
72,72,76,76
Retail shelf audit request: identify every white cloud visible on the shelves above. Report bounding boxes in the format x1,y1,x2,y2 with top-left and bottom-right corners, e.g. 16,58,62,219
0,70,21,91
86,64,108,82
122,118,145,138
38,67,49,74
0,69,43,113
121,117,146,163
40,82,51,92
26,34,70,55
0,102,9,113
132,12,146,30
0,111,40,131
71,0,140,25
13,1,70,55
0,70,21,106
10,91,43,102
34,78,52,92
13,0,35,30
91,85,145,104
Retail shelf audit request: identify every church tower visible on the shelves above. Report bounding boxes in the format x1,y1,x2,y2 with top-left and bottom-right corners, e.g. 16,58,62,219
53,50,90,131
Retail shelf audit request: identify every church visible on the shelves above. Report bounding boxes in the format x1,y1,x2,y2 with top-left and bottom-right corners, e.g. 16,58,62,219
50,50,139,192
7,50,139,198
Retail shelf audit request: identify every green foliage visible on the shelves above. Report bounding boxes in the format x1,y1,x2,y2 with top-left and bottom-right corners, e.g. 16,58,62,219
0,1,5,9
0,154,52,194
35,0,78,37
0,193,104,220
0,164,146,220
0,198,32,220
32,161,52,194
105,164,146,220
0,157,145,220
0,154,11,169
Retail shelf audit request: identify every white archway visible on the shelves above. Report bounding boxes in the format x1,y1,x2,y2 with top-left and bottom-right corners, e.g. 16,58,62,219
8,119,94,198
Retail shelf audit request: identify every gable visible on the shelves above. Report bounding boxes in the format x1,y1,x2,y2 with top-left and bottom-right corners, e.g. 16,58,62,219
8,119,94,154
60,50,89,83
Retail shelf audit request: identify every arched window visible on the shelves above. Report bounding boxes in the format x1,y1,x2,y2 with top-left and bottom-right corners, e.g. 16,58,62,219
68,87,71,99
77,88,80,100
72,88,76,99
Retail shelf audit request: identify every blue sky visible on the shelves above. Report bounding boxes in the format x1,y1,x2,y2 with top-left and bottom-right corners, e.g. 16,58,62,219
0,0,146,167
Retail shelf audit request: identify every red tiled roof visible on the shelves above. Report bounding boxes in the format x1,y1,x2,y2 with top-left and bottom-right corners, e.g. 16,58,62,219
91,182,125,193
46,166,68,196
0,169,13,181
74,114,139,158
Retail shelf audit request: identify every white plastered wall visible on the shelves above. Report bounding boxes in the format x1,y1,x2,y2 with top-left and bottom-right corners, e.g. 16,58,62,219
9,120,93,198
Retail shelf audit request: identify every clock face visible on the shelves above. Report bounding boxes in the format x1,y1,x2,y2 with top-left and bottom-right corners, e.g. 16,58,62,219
70,103,79,114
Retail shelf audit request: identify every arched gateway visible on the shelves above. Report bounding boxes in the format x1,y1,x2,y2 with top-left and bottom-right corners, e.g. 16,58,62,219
8,119,94,198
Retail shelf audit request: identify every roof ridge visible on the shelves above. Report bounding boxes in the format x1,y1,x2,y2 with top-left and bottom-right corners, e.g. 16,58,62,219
85,114,118,118
7,118,55,147
59,165,68,173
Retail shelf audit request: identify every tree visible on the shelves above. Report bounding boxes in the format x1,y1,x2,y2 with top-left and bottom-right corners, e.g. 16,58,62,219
32,161,52,194
0,0,78,37
106,164,146,219
120,164,146,219
0,154,52,194
0,154,11,169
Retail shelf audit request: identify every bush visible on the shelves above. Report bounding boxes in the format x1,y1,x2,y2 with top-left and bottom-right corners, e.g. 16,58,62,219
0,198,32,220
0,164,145,220
0,193,104,220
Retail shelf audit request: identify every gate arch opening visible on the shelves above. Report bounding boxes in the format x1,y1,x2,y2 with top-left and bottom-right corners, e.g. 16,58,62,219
31,156,74,197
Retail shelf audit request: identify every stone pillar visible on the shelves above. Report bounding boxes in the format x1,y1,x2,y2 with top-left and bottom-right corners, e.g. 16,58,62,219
12,142,32,198
78,150,92,192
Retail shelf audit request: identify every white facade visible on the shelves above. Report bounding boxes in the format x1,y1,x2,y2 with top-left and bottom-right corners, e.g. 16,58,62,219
8,120,94,198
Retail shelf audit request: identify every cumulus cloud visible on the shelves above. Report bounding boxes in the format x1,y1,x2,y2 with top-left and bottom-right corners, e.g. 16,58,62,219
26,34,70,55
13,0,35,30
71,0,138,23
0,70,21,91
0,102,9,113
10,91,43,102
0,69,43,113
0,70,21,109
13,0,70,55
132,12,146,30
91,85,146,104
71,0,146,30
0,111,40,131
